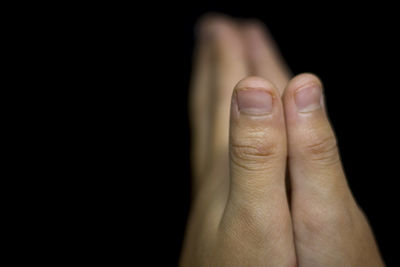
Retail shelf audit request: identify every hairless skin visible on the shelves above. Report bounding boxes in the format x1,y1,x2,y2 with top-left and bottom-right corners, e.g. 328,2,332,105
180,14,384,267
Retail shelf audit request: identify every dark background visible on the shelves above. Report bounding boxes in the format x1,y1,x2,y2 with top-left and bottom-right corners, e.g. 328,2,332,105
37,2,398,266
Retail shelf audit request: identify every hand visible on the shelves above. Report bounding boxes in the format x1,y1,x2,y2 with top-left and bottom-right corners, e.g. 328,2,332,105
180,15,384,267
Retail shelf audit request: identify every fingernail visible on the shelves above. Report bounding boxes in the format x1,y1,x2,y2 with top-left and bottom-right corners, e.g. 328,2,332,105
294,84,322,113
236,88,273,115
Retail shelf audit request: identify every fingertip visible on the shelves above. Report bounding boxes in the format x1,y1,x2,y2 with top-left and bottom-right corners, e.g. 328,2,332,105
284,73,323,97
196,13,237,41
283,73,325,116
240,19,272,41
235,76,277,92
240,21,291,93
232,76,281,116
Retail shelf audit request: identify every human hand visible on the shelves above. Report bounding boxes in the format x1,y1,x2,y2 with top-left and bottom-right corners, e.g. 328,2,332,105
180,15,384,267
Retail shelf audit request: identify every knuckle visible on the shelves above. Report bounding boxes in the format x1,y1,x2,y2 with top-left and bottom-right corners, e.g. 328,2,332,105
302,131,339,165
230,137,281,171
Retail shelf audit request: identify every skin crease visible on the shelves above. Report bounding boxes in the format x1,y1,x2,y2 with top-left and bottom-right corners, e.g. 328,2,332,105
181,14,385,267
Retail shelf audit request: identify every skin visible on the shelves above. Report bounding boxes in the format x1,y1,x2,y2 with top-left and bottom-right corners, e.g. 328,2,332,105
181,14,385,267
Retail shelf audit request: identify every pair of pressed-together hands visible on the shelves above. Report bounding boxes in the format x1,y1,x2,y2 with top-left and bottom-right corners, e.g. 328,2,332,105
180,15,384,266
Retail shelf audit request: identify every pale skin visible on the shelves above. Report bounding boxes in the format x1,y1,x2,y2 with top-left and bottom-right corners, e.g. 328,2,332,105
180,15,385,267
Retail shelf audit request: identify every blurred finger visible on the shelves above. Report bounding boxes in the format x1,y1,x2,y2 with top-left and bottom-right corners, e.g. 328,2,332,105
208,17,248,170
241,21,291,94
189,17,214,182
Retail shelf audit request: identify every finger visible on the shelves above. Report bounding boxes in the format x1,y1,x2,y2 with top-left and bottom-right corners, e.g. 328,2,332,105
190,15,247,203
189,16,214,181
228,77,287,205
283,73,385,267
208,17,248,170
241,21,291,94
283,73,351,202
219,77,296,266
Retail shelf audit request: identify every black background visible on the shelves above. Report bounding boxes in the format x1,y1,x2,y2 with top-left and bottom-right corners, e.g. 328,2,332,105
47,2,399,266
